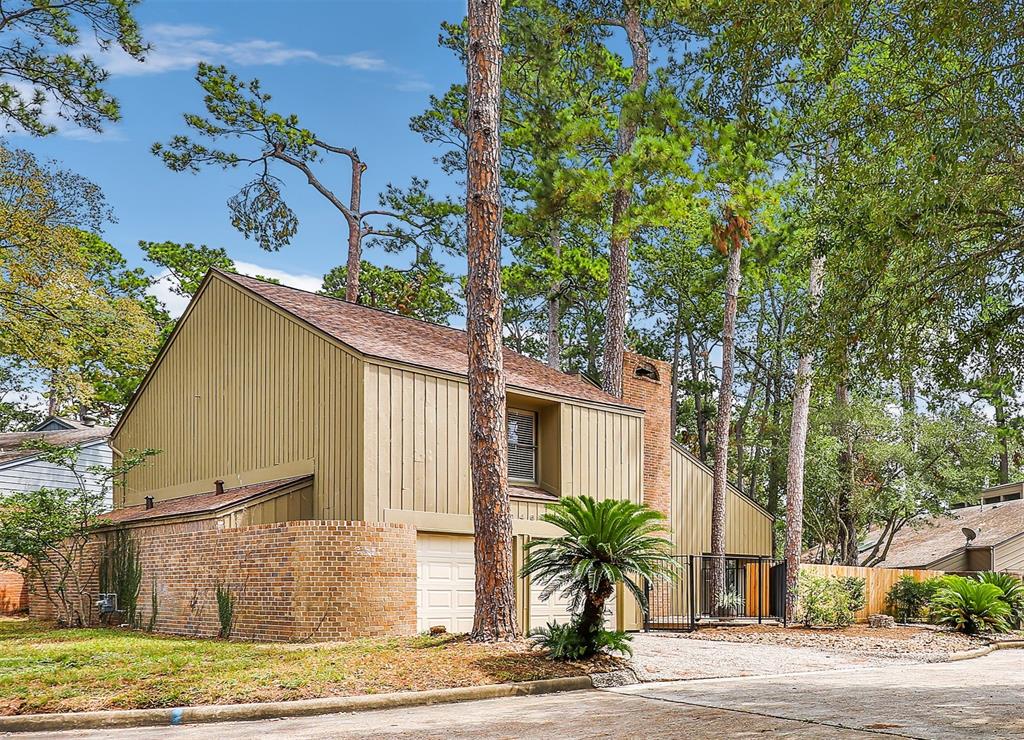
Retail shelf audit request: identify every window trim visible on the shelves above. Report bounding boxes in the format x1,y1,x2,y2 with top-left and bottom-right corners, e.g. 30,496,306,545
506,407,538,484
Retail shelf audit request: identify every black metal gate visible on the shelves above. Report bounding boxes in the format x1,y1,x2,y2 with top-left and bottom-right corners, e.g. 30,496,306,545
643,555,787,630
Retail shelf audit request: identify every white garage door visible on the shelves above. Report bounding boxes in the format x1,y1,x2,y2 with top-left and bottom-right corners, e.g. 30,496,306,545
528,580,618,632
417,534,475,633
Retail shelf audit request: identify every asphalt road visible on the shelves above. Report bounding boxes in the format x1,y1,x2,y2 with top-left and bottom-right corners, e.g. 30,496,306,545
13,650,1024,739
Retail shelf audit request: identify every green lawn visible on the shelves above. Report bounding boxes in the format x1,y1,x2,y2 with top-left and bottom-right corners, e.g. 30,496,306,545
0,618,608,715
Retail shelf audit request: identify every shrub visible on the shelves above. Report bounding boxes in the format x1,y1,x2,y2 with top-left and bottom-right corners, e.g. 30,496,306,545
886,575,943,623
529,619,633,660
931,577,1011,634
795,571,861,628
215,583,236,639
100,528,143,627
843,577,867,615
522,496,677,659
975,572,1024,627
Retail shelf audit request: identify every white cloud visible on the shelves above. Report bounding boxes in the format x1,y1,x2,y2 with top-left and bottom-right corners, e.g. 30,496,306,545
339,52,389,72
146,274,192,318
233,261,322,293
74,24,392,78
395,78,433,93
85,24,345,76
148,262,322,319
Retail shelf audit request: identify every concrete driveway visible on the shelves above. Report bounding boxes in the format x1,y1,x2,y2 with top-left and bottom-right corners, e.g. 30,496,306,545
11,651,1022,739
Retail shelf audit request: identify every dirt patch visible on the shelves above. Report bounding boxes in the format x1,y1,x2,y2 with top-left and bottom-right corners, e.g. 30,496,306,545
676,624,986,660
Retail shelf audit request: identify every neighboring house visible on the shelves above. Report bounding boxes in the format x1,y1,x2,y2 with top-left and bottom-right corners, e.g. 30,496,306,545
34,270,772,640
861,484,1024,573
0,417,112,614
0,417,113,507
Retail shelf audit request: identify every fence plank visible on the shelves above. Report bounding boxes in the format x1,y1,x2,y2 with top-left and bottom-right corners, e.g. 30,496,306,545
799,563,945,621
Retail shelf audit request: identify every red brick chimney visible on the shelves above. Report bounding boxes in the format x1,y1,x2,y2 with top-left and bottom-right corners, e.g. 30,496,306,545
622,351,672,517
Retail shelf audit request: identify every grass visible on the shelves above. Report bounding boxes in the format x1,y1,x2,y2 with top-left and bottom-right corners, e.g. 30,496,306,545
0,618,613,716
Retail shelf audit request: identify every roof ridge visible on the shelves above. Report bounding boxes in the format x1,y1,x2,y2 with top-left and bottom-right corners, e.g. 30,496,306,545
217,269,632,407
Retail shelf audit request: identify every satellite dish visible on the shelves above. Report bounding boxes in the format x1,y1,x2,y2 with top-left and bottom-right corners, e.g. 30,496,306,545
962,527,978,544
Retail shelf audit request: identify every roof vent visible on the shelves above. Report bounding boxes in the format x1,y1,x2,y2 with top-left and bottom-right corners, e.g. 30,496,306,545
215,479,225,495
634,361,660,382
144,496,154,510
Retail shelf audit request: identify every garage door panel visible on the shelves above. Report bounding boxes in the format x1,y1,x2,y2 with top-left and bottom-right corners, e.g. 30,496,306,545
417,533,476,633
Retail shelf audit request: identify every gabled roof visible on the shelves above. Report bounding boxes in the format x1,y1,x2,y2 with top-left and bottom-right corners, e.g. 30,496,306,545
100,475,312,525
218,270,637,410
0,427,111,466
32,416,88,431
867,498,1024,568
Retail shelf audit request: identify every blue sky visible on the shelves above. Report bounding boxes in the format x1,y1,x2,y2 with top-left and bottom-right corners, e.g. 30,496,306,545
19,0,468,315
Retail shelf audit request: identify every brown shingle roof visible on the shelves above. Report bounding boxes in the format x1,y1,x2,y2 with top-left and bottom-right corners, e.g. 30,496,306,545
100,475,312,525
0,427,111,466
219,271,636,410
869,498,1024,568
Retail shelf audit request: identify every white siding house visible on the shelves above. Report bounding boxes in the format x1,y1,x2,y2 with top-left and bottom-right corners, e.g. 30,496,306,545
0,418,113,508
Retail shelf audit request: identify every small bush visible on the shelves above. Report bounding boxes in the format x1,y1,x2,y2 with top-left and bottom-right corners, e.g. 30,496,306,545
529,619,632,660
886,575,944,623
975,572,1024,627
215,583,236,639
795,571,862,628
931,577,1011,634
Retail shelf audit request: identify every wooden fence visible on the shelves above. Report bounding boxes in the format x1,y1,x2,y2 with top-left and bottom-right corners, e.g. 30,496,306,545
800,563,945,622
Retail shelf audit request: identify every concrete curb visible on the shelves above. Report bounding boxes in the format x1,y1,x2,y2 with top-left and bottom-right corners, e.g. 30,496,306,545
947,638,1024,662
0,675,595,734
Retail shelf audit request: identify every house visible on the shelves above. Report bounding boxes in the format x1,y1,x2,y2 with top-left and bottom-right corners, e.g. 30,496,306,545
0,417,112,614
0,417,113,506
862,484,1024,573
31,269,772,639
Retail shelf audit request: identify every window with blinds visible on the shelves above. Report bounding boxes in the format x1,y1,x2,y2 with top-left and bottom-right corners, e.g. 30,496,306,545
507,408,537,482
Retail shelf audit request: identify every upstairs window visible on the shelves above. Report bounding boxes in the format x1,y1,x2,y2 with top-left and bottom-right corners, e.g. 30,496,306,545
507,408,537,483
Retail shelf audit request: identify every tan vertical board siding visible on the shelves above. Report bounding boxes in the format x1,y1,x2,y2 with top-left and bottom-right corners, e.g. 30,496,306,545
362,364,643,520
221,484,315,528
928,550,970,572
558,403,642,503
994,533,1024,572
114,278,363,519
799,563,945,622
537,404,560,495
668,446,773,557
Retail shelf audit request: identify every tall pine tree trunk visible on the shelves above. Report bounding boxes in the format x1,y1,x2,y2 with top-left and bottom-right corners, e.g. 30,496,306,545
466,0,517,641
835,378,858,565
546,224,562,369
344,152,365,302
687,331,710,461
600,5,648,397
784,255,824,619
710,238,742,613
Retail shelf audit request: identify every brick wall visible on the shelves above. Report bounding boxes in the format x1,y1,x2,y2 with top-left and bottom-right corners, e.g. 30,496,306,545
0,567,27,614
622,351,672,517
29,520,418,642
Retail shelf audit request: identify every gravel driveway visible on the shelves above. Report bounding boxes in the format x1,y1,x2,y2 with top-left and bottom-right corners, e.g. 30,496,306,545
628,633,913,681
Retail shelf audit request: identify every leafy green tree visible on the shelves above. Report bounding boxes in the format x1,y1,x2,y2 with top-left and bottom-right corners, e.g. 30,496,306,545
139,240,235,298
321,256,458,324
0,441,156,626
522,496,676,657
0,0,145,135
0,145,160,421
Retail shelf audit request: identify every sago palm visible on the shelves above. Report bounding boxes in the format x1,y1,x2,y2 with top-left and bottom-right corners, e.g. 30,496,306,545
522,496,677,648
976,572,1024,626
933,577,1011,634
